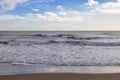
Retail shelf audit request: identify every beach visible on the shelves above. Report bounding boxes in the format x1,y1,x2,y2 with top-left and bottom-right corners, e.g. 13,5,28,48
1,64,120,80
0,0,119,79
1,73,120,80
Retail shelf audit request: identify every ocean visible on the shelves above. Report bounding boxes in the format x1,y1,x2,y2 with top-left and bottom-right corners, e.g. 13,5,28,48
0,31,120,75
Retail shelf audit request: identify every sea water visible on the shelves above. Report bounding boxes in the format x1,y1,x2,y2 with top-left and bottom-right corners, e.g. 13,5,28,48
0,31,120,74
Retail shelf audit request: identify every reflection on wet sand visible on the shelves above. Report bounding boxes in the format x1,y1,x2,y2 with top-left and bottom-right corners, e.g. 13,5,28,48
0,64,120,75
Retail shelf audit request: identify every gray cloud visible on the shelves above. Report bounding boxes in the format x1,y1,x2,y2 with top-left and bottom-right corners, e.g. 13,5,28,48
0,0,28,11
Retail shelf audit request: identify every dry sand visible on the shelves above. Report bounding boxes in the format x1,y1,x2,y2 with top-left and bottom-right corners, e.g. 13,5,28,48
1,73,120,80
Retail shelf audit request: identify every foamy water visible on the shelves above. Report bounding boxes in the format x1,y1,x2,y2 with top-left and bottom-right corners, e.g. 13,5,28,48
0,31,120,66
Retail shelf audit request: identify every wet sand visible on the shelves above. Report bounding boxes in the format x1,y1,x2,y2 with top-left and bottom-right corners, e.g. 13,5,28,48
1,73,120,80
1,64,120,75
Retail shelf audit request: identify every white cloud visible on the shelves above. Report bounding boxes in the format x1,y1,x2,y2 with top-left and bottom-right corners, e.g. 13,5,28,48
32,8,39,12
0,0,54,11
42,12,62,21
25,0,54,6
1,0,120,30
1,1,120,23
0,1,120,30
0,14,25,21
57,5,64,10
117,0,120,2
0,0,28,11
85,0,99,7
34,0,54,3
0,6,84,22
89,0,120,14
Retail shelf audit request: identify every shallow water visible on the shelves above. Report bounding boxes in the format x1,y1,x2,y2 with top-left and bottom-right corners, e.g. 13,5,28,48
1,64,120,75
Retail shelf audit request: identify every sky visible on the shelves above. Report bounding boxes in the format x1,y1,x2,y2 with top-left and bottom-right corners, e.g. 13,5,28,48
0,0,120,31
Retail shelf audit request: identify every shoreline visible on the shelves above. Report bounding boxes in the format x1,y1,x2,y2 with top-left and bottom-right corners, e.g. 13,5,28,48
1,64,120,75
1,73,120,80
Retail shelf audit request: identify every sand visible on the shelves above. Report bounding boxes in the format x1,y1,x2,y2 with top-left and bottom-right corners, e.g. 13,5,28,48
1,73,120,80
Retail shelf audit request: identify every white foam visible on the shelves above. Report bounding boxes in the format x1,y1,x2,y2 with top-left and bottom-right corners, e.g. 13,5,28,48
0,32,120,66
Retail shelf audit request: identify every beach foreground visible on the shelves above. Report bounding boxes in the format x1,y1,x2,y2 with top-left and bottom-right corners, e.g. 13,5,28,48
1,73,120,80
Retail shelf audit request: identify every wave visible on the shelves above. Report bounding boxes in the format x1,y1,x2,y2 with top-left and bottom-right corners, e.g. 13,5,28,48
0,32,120,66
1,39,120,47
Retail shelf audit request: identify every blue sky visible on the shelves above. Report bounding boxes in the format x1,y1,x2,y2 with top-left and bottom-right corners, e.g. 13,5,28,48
0,0,120,30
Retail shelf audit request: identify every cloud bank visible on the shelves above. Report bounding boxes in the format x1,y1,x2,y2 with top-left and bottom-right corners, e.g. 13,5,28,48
88,0,120,14
1,0,120,22
0,7,84,22
0,0,120,30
